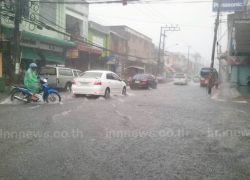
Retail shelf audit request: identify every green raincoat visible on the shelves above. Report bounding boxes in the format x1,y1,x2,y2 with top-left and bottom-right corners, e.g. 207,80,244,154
24,68,39,93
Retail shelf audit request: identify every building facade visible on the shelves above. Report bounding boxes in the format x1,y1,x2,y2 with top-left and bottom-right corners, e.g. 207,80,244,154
65,0,103,72
0,0,76,85
109,31,127,76
227,10,250,86
108,26,155,79
88,21,110,70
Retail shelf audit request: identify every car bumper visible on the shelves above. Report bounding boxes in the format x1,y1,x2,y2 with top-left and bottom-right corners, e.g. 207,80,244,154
174,81,187,85
131,83,148,88
72,85,105,96
200,80,208,86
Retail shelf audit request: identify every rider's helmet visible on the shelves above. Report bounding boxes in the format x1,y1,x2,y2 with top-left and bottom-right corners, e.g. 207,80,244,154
29,63,38,71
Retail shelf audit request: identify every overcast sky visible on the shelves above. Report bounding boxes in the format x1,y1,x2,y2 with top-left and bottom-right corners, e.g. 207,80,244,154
89,1,228,66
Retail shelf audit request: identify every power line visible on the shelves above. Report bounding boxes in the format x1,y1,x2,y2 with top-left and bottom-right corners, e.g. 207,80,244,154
90,13,213,28
31,0,214,4
37,12,113,52
0,11,156,61
31,0,139,4
217,28,227,42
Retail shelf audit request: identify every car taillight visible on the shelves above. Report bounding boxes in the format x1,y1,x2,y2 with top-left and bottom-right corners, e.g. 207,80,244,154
94,80,102,85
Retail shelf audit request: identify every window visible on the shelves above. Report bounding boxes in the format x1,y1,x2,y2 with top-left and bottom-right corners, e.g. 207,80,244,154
39,67,56,75
174,74,185,78
73,70,78,77
66,14,83,37
39,0,57,26
76,71,82,76
106,73,114,80
80,72,103,78
21,0,30,18
112,73,121,81
59,69,73,76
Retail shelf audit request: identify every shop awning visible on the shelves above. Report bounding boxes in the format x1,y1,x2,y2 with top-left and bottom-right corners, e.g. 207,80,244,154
103,55,116,64
21,47,40,60
77,43,102,55
40,50,65,64
23,31,75,47
1,25,75,47
125,66,145,70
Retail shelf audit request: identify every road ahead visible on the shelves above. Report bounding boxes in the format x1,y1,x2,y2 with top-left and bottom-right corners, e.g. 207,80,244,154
0,83,250,180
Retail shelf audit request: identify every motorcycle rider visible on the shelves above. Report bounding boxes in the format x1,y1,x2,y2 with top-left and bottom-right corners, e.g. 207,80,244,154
24,63,40,101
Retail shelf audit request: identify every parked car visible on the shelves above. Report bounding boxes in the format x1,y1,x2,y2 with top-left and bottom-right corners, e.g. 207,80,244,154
157,76,167,83
39,65,82,91
173,73,188,85
193,75,200,83
130,74,157,89
71,70,127,98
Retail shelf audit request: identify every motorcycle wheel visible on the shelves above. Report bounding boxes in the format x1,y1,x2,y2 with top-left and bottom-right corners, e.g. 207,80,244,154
11,90,30,104
45,92,61,103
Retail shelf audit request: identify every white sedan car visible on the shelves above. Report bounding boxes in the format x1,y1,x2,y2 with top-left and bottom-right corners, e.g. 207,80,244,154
71,70,127,98
173,73,188,85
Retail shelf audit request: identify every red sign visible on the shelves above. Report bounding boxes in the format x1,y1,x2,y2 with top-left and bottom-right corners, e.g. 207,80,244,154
228,56,250,65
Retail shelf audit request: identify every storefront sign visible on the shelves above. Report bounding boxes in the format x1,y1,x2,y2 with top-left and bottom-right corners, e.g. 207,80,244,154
21,40,63,53
228,56,250,65
66,49,79,59
213,0,244,12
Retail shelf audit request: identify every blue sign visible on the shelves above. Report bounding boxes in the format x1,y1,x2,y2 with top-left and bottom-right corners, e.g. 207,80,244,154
213,0,244,12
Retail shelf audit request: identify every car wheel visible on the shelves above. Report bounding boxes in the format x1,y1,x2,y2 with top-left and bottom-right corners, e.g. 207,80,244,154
104,88,110,99
122,87,127,96
65,82,72,92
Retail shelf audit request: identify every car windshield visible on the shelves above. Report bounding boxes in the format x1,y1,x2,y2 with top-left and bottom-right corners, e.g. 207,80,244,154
200,68,210,77
174,74,185,78
133,74,148,80
39,67,56,75
80,72,103,79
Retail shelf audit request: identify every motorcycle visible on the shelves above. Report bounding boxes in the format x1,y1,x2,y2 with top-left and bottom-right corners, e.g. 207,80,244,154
10,78,61,103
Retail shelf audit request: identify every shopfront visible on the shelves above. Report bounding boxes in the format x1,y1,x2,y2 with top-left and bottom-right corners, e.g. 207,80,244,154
66,43,102,72
1,25,75,83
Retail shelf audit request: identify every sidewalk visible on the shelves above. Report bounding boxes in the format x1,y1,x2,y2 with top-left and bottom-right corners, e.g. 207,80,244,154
0,86,12,103
235,86,250,103
211,83,250,104
0,92,8,102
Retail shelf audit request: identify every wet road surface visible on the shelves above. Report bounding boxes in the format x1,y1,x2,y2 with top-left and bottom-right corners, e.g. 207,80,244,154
0,82,250,180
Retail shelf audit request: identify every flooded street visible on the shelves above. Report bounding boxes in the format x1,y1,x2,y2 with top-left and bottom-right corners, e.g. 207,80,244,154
1,83,250,179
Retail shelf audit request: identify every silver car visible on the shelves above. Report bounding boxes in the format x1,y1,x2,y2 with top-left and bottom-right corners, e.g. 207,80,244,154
39,65,82,91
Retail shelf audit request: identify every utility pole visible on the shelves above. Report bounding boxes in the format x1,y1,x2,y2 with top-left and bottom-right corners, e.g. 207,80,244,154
208,0,222,94
0,0,2,78
13,0,21,79
157,25,180,76
187,45,190,74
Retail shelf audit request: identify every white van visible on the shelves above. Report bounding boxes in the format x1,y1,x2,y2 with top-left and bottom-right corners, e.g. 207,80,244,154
39,65,82,91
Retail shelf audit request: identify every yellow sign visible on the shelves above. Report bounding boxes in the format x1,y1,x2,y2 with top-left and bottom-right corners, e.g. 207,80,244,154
66,49,79,59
